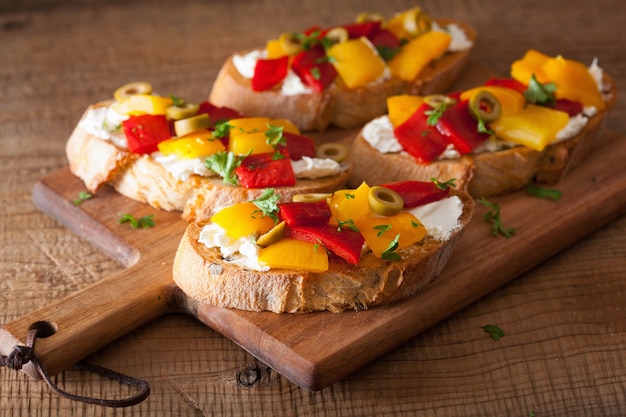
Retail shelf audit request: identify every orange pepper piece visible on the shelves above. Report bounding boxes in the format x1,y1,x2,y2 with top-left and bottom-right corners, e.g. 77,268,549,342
258,238,329,272
211,202,275,240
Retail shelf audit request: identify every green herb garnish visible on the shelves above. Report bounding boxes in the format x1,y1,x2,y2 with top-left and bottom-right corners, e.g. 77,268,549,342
73,191,93,206
344,193,355,200
374,224,392,237
381,234,401,261
476,116,495,135
251,188,280,222
482,324,505,341
524,74,557,107
431,177,456,190
478,197,515,238
205,150,247,185
119,213,154,229
265,123,286,147
169,94,185,107
376,45,401,61
527,183,562,201
336,218,359,232
310,67,321,80
212,120,232,139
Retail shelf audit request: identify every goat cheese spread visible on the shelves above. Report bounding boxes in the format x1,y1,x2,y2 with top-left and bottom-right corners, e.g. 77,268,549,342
199,195,463,271
79,106,128,149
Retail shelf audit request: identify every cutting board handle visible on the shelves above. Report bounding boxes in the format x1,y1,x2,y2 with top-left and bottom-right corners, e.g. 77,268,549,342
0,263,175,379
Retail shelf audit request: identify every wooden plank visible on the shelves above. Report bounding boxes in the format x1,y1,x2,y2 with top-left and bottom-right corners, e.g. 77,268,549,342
2,130,625,390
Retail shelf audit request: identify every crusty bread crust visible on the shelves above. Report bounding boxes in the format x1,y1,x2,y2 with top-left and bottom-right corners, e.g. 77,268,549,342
172,190,474,313
65,103,353,222
208,19,476,132
349,73,617,197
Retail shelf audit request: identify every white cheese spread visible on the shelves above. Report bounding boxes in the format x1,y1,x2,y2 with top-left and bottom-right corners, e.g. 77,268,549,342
432,22,473,52
199,223,269,272
291,157,342,179
79,106,128,148
409,196,464,241
151,152,216,181
361,116,403,153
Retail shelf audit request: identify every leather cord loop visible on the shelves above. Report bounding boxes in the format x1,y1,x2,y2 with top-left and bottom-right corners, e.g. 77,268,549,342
1,328,150,407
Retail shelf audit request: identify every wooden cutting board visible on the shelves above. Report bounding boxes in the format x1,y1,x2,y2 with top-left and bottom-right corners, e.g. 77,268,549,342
1,129,626,392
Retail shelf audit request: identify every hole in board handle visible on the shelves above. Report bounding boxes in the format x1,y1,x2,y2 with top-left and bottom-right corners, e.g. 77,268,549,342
28,321,58,338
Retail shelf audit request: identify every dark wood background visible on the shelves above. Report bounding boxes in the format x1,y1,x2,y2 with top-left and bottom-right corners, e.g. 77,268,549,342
1,0,625,415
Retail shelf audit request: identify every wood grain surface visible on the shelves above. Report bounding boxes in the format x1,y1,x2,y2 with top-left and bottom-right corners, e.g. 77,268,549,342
1,0,626,416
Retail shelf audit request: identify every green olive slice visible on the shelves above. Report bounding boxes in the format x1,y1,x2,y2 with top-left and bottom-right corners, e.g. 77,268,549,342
292,193,332,203
166,102,200,120
114,81,152,102
325,27,349,45
469,90,502,123
368,186,404,216
356,11,384,23
174,113,211,137
316,142,348,163
403,7,432,37
279,32,303,55
256,221,286,247
423,94,457,109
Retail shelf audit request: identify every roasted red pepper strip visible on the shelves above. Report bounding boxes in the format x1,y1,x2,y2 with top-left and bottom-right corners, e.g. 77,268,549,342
554,98,583,116
235,149,295,188
198,101,244,127
393,103,448,163
122,114,172,154
342,21,381,39
380,180,450,208
484,77,528,94
436,100,490,154
279,132,316,160
278,201,332,227
290,224,364,265
291,45,337,93
252,56,290,92
369,28,402,52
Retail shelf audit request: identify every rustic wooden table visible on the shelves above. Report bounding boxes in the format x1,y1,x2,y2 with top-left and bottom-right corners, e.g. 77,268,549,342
1,0,625,415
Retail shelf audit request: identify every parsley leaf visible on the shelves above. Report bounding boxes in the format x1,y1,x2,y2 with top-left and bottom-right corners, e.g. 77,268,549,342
310,67,321,80
381,234,401,261
251,188,280,222
476,116,495,135
374,224,392,237
478,197,515,238
527,183,562,201
431,177,456,190
73,191,93,206
376,45,401,61
205,150,246,185
212,120,232,139
336,218,359,232
169,94,185,107
265,123,286,147
118,213,155,229
524,74,557,107
482,324,505,341
424,104,448,126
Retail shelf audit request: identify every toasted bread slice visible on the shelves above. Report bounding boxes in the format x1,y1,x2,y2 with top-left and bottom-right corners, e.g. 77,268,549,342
348,73,617,197
173,190,474,313
208,19,476,132
66,103,353,222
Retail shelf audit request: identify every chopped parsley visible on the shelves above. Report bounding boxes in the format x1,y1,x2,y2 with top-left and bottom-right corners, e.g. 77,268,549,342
265,123,286,148
336,218,359,232
376,45,401,61
118,213,154,229
374,224,392,237
527,183,562,201
344,193,355,199
169,94,185,107
73,191,93,206
482,324,505,341
524,74,557,107
251,188,280,222
381,234,401,261
431,177,456,190
478,197,515,238
205,150,247,185
212,120,232,139
476,116,495,135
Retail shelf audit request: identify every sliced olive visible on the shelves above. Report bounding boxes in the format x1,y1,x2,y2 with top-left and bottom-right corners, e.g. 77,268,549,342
292,193,332,203
368,186,404,216
423,94,457,109
469,90,502,123
166,102,200,120
402,7,432,37
356,12,384,23
114,81,152,102
279,32,303,55
256,221,286,247
174,113,211,137
316,142,348,163
325,27,349,45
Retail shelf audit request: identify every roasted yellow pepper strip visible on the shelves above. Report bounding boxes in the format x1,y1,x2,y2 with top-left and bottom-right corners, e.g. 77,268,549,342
388,30,451,82
327,37,386,89
157,130,225,159
387,94,424,127
211,202,275,240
